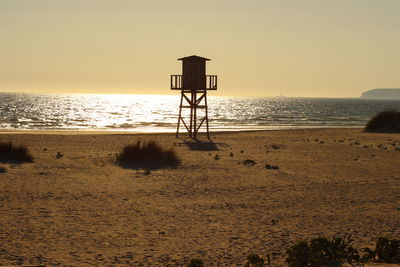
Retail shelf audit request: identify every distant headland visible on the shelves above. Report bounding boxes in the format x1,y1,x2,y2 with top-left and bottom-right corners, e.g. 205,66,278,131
360,88,400,99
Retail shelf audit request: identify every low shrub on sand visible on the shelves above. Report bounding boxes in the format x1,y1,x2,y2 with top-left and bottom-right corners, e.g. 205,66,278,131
159,236,399,266
0,142,33,163
116,140,180,169
373,237,400,263
361,238,400,263
286,235,360,267
365,110,400,133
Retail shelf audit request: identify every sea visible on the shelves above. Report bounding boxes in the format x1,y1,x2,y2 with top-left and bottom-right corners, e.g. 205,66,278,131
0,92,399,132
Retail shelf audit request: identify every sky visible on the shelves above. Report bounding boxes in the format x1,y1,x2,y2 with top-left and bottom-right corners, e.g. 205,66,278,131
1,0,400,97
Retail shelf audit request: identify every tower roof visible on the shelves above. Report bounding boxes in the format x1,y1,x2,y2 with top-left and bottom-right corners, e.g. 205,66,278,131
178,55,210,61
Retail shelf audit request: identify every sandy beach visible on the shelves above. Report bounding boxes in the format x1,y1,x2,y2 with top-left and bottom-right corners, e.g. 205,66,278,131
0,128,399,266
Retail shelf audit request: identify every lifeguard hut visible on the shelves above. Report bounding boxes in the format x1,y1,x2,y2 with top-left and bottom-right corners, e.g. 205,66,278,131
171,55,217,138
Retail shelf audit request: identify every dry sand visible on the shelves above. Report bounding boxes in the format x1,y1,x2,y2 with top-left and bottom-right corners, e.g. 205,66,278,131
0,129,399,266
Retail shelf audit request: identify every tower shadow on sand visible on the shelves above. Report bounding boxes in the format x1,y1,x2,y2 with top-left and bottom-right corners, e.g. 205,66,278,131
175,137,228,151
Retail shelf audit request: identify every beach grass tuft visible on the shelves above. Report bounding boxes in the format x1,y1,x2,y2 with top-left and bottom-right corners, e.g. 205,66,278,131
365,110,400,133
116,140,180,169
0,142,33,163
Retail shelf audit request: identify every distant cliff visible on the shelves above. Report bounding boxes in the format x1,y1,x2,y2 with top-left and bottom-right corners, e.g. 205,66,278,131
361,88,400,99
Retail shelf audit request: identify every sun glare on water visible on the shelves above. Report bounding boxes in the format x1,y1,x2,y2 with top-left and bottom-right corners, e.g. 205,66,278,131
82,94,178,131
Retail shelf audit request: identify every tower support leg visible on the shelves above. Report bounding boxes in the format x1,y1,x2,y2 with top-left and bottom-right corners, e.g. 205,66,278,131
176,91,184,138
193,91,197,139
175,90,210,139
189,93,193,138
204,91,210,139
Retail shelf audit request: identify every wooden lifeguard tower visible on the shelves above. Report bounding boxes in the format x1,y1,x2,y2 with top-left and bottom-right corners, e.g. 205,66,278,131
171,55,217,138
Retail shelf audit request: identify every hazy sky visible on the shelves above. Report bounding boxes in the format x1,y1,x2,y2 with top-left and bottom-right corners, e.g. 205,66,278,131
1,0,399,97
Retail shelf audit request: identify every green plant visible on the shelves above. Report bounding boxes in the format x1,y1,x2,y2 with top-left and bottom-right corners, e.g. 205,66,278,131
244,253,265,267
187,258,204,267
364,110,400,133
286,235,360,267
360,247,376,263
0,142,33,163
375,237,400,263
286,240,312,267
116,140,180,169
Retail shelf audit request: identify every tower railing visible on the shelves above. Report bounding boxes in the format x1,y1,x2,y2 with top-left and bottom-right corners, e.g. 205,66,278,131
171,75,217,90
206,75,217,90
170,75,182,90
